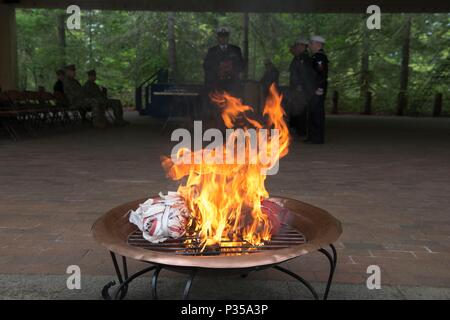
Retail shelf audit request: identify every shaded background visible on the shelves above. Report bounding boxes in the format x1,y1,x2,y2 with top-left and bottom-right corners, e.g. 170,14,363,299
15,10,449,115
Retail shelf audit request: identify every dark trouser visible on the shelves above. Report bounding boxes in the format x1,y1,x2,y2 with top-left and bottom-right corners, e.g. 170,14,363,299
215,80,243,98
204,80,242,130
286,88,308,136
307,94,325,143
72,98,106,126
289,113,307,136
106,99,125,122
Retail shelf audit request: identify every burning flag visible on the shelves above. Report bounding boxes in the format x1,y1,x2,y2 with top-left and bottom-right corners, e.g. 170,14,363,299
128,192,190,243
161,84,290,249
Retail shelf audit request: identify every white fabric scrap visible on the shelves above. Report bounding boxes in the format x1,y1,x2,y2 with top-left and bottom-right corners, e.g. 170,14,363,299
128,192,190,243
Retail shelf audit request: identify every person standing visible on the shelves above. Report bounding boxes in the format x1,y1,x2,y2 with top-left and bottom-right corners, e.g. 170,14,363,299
202,27,245,129
260,58,280,99
288,38,315,136
83,69,129,126
203,27,245,96
306,35,329,144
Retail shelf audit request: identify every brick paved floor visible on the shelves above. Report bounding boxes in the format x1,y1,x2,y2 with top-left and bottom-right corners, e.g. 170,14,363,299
1,114,449,296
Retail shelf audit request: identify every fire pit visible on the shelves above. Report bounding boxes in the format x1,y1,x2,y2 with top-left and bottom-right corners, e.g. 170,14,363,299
93,86,342,299
92,196,342,300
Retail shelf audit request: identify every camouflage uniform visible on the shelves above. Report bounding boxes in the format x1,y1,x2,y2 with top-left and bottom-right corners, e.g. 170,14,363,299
63,76,107,128
82,80,126,126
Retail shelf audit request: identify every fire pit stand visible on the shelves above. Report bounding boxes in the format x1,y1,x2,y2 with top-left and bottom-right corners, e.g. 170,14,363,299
93,197,342,300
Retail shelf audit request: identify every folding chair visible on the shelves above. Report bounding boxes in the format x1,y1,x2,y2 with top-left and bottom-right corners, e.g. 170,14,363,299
39,91,65,126
25,91,50,129
5,90,37,136
53,91,78,125
0,92,20,140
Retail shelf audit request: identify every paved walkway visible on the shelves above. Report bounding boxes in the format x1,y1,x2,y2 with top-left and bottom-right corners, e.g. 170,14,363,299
1,274,450,300
1,114,449,299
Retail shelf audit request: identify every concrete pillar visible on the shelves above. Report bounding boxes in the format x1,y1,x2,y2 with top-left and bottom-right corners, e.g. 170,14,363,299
0,5,18,90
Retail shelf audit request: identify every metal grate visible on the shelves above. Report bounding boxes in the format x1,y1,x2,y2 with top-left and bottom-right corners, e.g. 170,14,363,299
127,224,307,256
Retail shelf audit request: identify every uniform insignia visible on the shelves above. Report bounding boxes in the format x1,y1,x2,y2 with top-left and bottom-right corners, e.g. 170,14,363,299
317,61,324,70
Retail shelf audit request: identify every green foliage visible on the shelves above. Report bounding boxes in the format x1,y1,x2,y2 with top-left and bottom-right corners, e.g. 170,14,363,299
16,10,449,114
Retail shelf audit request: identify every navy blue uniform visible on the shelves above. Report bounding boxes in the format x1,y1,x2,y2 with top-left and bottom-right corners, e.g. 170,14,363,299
289,52,315,97
308,49,329,143
288,51,315,135
203,44,245,95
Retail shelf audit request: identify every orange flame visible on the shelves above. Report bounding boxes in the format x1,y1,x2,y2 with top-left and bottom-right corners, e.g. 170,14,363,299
161,84,290,248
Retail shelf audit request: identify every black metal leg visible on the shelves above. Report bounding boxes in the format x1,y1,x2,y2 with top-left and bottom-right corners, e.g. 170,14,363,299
120,256,129,299
112,266,157,300
183,269,197,300
273,265,319,300
102,243,337,300
122,256,129,278
318,244,337,300
152,266,162,300
102,251,137,300
110,252,124,283
103,265,157,300
103,252,126,299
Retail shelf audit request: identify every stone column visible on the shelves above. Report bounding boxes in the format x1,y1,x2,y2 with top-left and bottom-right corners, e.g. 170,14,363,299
0,4,18,90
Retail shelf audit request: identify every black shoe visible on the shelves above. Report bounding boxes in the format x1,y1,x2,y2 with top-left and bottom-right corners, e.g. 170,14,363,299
304,140,323,144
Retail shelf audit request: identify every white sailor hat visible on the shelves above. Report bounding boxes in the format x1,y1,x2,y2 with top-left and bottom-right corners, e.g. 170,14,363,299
294,37,309,45
216,27,230,35
310,35,326,43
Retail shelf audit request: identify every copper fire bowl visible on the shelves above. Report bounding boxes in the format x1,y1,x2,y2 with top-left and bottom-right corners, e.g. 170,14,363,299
92,196,342,269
